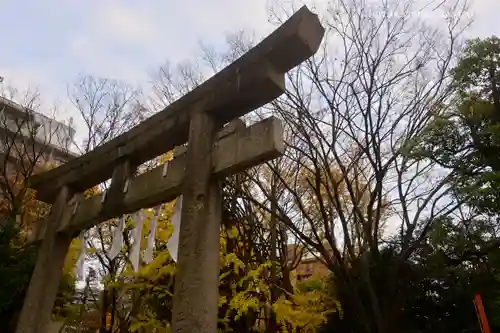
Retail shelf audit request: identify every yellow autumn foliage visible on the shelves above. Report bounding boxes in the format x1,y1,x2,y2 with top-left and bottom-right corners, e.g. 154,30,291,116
72,152,339,332
274,278,340,333
218,223,337,332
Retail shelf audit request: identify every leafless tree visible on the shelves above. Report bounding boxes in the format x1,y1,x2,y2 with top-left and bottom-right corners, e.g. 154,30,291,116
0,83,79,333
0,84,75,233
150,29,312,333
226,0,472,332
67,75,147,332
150,30,254,109
68,75,145,154
0,73,146,332
157,0,471,331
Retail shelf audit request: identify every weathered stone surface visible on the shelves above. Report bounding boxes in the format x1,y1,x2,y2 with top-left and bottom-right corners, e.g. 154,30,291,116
28,5,324,203
172,118,245,157
101,159,137,218
171,109,221,333
28,117,283,242
16,186,74,333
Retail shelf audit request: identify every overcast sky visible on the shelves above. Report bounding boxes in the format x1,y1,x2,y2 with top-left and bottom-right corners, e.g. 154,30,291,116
0,0,498,125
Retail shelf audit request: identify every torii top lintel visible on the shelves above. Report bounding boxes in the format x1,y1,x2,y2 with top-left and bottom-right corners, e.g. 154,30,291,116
29,5,325,203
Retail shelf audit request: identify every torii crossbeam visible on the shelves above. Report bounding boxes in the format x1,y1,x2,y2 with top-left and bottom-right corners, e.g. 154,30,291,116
17,6,324,333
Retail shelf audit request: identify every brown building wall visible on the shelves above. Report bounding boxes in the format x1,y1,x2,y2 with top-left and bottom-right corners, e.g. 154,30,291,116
294,257,330,281
287,244,331,282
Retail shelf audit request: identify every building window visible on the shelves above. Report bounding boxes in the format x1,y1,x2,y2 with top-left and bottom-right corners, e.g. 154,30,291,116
297,274,311,281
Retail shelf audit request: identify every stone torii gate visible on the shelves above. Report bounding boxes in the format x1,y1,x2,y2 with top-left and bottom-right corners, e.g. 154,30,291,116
17,6,324,333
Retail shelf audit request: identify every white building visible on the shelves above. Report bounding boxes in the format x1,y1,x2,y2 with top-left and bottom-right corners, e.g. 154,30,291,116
0,96,78,167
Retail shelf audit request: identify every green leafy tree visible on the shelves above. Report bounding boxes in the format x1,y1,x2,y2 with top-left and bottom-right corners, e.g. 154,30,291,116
400,216,500,332
413,36,500,214
0,217,78,333
320,216,500,333
0,217,37,332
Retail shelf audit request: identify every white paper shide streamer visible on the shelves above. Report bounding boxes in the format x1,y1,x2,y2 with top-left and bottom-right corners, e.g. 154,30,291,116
167,196,182,262
103,159,180,270
129,211,145,272
144,205,162,264
75,232,87,280
107,216,126,260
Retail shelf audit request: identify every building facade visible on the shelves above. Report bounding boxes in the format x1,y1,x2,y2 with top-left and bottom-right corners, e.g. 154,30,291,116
287,244,331,282
0,96,77,167
0,96,78,225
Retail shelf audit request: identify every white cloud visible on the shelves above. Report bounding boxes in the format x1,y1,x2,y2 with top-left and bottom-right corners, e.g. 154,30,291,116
469,0,500,37
68,2,161,83
98,5,160,46
65,1,274,81
0,67,46,95
2,0,500,120
1,0,499,155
